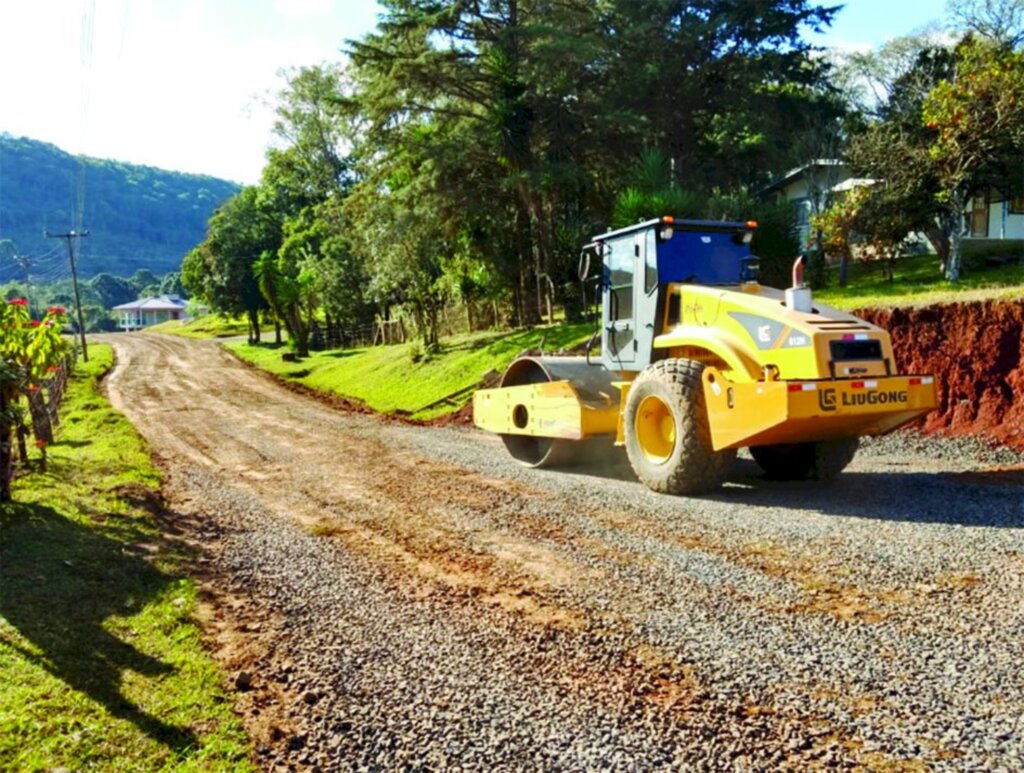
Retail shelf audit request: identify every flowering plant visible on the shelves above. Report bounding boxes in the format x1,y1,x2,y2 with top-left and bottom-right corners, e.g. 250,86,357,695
1,300,71,500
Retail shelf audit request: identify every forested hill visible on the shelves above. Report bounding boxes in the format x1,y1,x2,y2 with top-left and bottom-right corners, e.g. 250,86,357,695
0,133,239,280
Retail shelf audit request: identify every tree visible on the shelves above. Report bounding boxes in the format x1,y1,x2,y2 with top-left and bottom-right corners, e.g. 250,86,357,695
181,187,275,342
245,66,367,353
89,273,137,307
601,0,839,186
345,154,450,347
128,268,160,295
845,36,1023,282
304,198,373,333
158,271,187,298
923,38,1024,279
848,119,957,270
813,185,919,284
831,27,952,119
948,0,1024,47
844,39,957,278
611,150,704,227
255,209,323,357
269,65,354,205
347,1,837,328
350,0,604,324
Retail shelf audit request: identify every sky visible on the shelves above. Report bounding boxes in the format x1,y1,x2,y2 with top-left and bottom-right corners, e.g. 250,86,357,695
0,0,952,185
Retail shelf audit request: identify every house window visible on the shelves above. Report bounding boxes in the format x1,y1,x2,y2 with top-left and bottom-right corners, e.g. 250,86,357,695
793,197,811,229
970,193,989,237
1010,195,1024,215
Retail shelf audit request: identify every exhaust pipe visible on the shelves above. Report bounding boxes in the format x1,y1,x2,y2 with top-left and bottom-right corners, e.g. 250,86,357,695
785,254,813,313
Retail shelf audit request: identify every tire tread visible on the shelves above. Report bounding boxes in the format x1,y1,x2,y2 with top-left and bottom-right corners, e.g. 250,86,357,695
624,359,735,495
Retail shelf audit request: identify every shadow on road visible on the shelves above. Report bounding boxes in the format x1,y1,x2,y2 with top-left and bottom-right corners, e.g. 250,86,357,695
552,456,1024,528
0,503,198,752
718,460,1024,528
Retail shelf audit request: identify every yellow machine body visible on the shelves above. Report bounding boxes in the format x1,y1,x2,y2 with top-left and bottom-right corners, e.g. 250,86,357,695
654,283,900,382
473,283,937,450
697,368,935,450
473,357,620,440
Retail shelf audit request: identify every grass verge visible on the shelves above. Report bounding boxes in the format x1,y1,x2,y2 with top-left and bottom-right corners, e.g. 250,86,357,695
226,321,595,421
0,345,253,771
814,253,1024,310
148,314,265,339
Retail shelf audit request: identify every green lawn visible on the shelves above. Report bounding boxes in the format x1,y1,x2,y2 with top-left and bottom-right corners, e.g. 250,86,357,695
814,253,1024,310
227,322,596,420
0,346,253,771
147,314,264,339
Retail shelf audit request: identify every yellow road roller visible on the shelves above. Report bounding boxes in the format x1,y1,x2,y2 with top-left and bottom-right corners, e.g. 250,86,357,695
473,218,938,495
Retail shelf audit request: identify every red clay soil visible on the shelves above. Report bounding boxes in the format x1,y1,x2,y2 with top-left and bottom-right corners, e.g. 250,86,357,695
859,300,1024,451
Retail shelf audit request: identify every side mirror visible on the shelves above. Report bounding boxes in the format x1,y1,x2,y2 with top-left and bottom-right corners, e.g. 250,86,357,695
578,249,591,281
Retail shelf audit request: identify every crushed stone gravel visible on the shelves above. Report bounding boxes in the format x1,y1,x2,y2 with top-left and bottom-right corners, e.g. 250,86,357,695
102,334,1024,771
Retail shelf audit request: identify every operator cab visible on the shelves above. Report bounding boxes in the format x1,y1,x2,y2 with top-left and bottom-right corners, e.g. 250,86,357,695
586,218,758,374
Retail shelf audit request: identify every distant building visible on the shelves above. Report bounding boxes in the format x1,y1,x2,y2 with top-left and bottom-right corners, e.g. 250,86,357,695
763,159,1024,254
112,295,189,331
759,159,871,245
965,188,1024,241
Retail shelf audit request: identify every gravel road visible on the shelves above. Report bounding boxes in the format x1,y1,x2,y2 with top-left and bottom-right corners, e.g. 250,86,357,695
101,333,1024,771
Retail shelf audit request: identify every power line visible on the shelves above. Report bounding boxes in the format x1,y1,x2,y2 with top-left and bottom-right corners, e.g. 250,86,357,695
76,0,96,232
32,264,73,284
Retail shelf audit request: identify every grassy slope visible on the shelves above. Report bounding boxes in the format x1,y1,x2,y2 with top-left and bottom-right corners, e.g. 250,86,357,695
148,315,256,339
0,346,253,771
814,253,1024,310
227,322,595,420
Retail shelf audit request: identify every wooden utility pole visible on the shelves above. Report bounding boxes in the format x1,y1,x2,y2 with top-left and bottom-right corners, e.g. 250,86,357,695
45,229,90,362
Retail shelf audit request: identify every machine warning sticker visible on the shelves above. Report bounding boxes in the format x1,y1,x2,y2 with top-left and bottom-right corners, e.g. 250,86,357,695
728,312,811,351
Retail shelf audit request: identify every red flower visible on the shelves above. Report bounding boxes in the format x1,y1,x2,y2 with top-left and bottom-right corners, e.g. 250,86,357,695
27,384,40,392
46,365,59,373
30,320,41,327
46,306,66,315
35,439,47,448
8,298,28,306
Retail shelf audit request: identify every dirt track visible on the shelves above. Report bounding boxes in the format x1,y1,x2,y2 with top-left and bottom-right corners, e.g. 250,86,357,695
102,333,1024,770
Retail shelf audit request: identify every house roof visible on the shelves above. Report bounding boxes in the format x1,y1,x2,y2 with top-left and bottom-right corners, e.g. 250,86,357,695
760,159,848,194
831,177,876,193
112,295,188,312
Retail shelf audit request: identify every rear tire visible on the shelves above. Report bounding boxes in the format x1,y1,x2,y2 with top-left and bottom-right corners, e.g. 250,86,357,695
750,437,859,481
624,359,735,495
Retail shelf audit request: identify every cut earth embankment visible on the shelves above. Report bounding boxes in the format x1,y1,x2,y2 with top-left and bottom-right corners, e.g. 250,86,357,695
859,300,1024,451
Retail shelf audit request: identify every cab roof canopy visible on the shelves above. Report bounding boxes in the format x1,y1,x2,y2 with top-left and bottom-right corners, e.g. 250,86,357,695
592,218,755,243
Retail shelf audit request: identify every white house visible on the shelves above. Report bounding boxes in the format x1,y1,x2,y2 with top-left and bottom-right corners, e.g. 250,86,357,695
967,189,1024,241
759,159,864,245
762,159,1024,256
112,295,189,331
